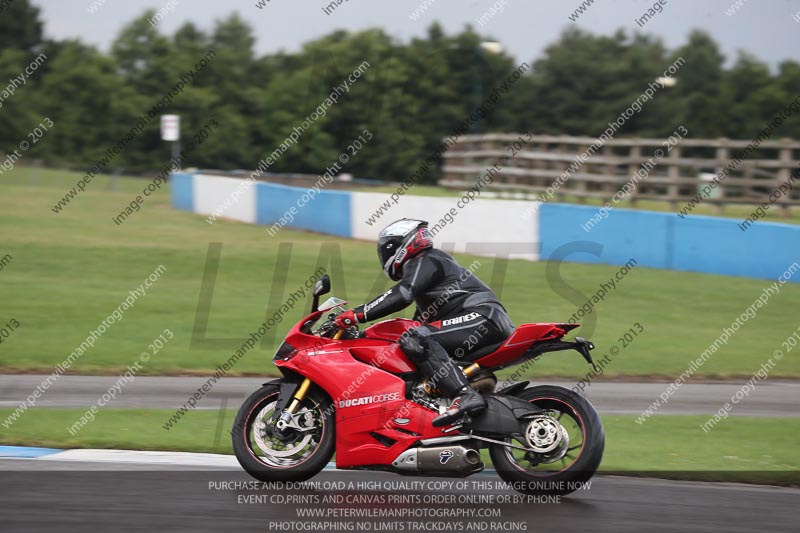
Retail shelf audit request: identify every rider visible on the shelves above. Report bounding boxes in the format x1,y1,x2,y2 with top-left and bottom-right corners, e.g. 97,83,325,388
334,219,515,427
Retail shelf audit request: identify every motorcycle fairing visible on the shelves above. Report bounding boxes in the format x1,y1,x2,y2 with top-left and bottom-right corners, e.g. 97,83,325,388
275,311,587,469
277,347,445,468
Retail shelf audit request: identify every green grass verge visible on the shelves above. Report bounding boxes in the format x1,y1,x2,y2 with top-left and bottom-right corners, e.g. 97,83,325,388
1,166,799,378
0,407,233,454
1,408,796,484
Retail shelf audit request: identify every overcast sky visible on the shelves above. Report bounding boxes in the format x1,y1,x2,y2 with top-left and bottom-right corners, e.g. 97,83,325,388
37,0,800,67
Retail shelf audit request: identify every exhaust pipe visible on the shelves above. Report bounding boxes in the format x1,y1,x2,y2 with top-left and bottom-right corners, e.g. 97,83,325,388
392,445,484,476
464,448,481,465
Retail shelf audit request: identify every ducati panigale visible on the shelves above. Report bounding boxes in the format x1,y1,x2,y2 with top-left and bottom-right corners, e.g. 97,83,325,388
233,274,604,495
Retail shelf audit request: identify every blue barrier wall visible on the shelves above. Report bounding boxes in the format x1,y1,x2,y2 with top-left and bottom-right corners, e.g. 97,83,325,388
540,205,671,269
255,182,352,238
539,203,800,282
169,172,194,212
170,173,799,283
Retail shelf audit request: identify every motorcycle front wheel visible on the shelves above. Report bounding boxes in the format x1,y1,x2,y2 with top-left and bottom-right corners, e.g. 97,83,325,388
232,382,335,482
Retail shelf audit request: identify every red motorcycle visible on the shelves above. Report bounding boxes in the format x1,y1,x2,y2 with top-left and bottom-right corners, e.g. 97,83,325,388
232,274,604,495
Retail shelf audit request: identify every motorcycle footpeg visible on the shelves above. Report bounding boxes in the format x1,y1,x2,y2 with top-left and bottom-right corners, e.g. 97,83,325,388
432,411,466,428
432,405,483,428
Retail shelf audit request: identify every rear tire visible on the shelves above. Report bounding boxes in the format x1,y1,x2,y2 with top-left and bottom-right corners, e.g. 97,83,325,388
489,385,604,496
232,383,335,482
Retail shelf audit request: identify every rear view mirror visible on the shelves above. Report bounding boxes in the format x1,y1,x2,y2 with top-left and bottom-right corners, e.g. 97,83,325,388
311,274,331,312
314,274,330,297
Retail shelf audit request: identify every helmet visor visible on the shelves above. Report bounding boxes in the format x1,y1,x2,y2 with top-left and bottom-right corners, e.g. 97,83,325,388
379,219,424,239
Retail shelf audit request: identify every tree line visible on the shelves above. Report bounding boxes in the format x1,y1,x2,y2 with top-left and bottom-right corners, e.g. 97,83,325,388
1,0,798,184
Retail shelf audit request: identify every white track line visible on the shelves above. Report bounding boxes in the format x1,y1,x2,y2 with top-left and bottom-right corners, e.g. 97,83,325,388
32,448,361,472
38,449,240,468
18,447,496,474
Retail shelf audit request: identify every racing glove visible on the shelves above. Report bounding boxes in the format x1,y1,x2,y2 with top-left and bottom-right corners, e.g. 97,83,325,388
334,309,362,329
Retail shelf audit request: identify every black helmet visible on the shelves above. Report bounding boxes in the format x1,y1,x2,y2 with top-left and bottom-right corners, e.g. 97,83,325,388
377,219,433,281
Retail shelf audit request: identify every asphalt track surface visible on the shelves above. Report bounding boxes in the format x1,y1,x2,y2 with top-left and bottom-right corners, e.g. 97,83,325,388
2,376,798,532
2,457,799,533
2,375,799,416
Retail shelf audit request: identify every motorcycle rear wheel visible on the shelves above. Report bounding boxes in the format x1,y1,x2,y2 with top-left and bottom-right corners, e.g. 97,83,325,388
489,385,604,496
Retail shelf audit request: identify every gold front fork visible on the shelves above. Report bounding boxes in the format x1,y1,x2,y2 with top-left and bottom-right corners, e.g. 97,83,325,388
284,328,341,414
286,378,312,414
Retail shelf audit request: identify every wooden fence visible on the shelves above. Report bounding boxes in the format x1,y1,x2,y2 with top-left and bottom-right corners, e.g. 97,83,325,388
440,134,800,214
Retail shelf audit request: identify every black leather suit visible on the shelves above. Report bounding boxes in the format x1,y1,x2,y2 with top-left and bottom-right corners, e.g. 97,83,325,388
354,249,514,395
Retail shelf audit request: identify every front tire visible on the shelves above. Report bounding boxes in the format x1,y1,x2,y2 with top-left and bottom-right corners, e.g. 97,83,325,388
232,383,335,482
489,385,604,496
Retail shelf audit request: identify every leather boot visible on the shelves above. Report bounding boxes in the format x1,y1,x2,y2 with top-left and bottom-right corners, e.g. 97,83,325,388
399,328,487,427
432,386,486,427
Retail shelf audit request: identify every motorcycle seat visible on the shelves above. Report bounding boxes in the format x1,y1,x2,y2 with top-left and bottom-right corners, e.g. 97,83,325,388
453,340,505,363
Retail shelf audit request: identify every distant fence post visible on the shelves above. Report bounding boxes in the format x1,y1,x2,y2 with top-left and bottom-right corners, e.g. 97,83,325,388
441,134,800,216
777,139,794,217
